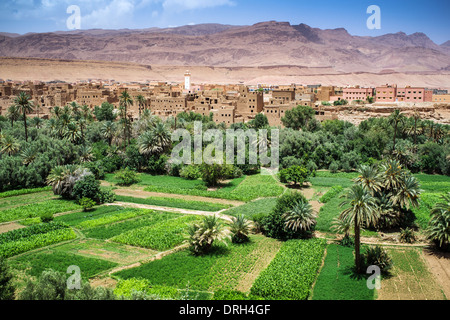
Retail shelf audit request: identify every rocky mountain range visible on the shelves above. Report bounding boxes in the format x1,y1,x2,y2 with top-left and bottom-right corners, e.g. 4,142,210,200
0,21,449,73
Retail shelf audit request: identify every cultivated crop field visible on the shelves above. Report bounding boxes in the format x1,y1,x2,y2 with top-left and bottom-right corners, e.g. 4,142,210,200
1,171,448,301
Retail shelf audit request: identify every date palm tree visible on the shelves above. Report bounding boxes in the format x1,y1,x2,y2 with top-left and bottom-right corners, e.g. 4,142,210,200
138,123,171,156
6,105,20,128
389,175,421,209
20,146,37,166
353,164,383,196
339,185,380,273
0,135,20,156
14,92,34,142
185,215,230,255
101,121,116,146
388,109,405,151
46,165,91,198
119,90,133,146
135,95,146,118
63,122,82,144
427,193,450,250
282,200,317,234
229,214,252,243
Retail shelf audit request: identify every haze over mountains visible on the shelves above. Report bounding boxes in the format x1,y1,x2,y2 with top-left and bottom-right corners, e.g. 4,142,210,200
0,21,449,74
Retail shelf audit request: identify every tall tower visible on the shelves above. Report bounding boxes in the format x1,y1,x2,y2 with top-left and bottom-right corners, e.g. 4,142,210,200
184,70,191,91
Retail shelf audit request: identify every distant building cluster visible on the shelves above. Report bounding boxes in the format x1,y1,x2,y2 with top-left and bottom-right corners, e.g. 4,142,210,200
0,75,448,127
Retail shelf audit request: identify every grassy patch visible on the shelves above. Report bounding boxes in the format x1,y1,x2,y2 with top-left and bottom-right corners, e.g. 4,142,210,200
222,198,277,219
310,171,357,188
55,206,128,226
112,215,201,251
9,250,117,280
0,199,81,223
414,174,450,193
0,222,77,258
311,244,375,300
77,209,152,230
0,187,52,199
0,191,55,211
316,191,346,232
250,238,327,300
113,235,279,292
115,195,231,212
83,212,182,240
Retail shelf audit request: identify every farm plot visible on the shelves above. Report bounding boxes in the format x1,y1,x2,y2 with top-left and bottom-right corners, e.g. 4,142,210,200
377,248,446,300
113,235,282,293
0,199,81,223
250,238,327,300
311,244,375,300
111,215,202,251
115,195,232,212
0,190,54,210
222,198,277,219
0,222,76,258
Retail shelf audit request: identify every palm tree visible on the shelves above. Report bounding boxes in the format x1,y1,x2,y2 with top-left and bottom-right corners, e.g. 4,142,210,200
31,117,43,129
339,185,380,273
101,121,116,146
119,90,133,146
282,200,317,234
14,92,34,142
380,159,405,194
390,175,421,209
0,135,20,156
135,95,146,118
229,214,252,243
412,109,420,146
20,146,37,166
185,215,230,255
426,193,450,250
353,164,383,196
63,122,82,144
70,102,81,120
388,109,405,151
138,123,171,156
51,106,62,119
46,165,91,198
6,106,20,128
79,145,94,163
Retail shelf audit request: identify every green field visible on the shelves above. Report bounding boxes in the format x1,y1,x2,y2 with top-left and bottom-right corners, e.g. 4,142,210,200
115,195,232,212
222,198,277,218
311,244,375,300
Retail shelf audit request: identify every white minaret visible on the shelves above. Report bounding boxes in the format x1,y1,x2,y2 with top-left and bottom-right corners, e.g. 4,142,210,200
184,70,191,91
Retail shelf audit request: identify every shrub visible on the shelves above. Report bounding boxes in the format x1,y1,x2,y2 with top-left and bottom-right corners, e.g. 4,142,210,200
84,161,105,180
251,213,266,234
339,234,355,247
399,227,416,244
72,174,102,203
79,197,96,212
362,246,392,275
180,165,201,180
40,212,54,223
329,162,339,173
147,155,168,175
185,215,230,255
99,187,116,204
115,168,141,186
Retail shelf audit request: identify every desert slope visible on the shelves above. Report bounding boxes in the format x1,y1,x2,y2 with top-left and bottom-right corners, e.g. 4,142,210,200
0,21,449,73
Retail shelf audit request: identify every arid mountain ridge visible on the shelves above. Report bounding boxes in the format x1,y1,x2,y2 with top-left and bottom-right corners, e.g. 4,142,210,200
0,21,449,74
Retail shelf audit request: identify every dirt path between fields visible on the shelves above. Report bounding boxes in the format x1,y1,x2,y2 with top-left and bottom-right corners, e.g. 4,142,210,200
113,188,245,207
106,202,234,222
0,222,25,234
422,249,450,299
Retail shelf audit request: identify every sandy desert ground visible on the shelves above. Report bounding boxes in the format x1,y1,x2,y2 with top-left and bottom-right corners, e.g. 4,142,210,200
1,57,450,89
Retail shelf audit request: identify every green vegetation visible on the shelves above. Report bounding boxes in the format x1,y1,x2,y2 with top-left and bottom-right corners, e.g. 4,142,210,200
54,205,127,226
0,222,76,258
320,185,343,203
222,198,277,219
10,251,117,280
250,238,326,300
83,212,182,240
76,209,151,230
0,200,81,223
112,215,201,251
312,244,375,300
0,187,52,199
115,195,231,212
114,235,279,292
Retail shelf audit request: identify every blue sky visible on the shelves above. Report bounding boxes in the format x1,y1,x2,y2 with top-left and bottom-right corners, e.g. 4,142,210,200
0,0,449,44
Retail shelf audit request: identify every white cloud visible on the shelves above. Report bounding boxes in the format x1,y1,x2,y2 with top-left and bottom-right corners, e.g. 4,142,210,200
82,0,136,29
162,0,235,12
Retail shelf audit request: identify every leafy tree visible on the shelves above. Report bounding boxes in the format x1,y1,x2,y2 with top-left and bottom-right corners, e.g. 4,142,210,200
281,105,315,130
279,165,310,186
72,174,103,203
46,165,92,199
114,168,140,186
339,185,380,273
249,113,269,129
79,197,96,212
0,257,15,300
